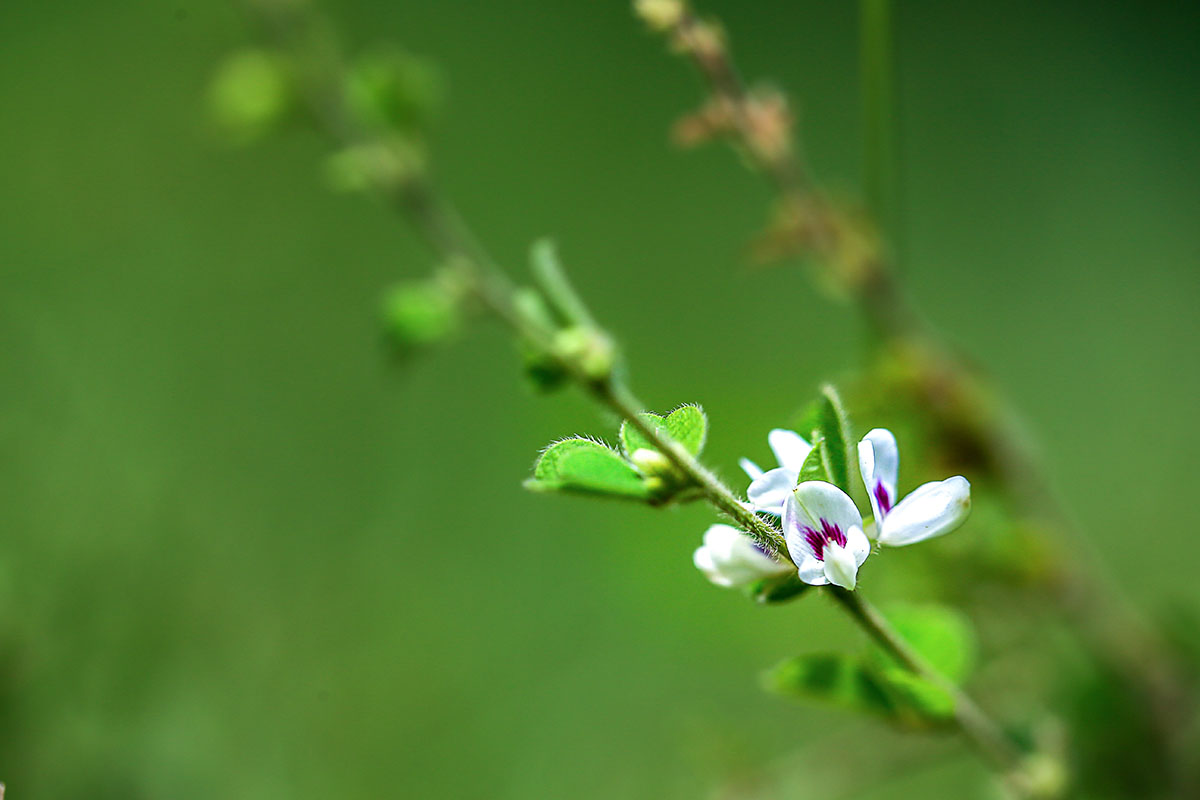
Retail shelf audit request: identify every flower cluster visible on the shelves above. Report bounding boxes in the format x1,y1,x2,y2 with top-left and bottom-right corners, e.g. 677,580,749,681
696,428,971,591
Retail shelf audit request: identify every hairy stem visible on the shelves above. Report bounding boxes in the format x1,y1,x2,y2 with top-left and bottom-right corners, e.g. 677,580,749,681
251,0,1040,789
830,588,1026,780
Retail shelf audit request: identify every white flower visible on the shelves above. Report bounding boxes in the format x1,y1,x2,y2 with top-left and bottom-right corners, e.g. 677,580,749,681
782,481,872,590
739,429,812,515
858,428,972,546
693,524,791,588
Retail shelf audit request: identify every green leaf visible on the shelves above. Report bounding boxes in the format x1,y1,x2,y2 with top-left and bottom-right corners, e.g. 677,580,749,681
664,404,707,455
868,604,978,684
208,49,293,144
797,432,832,484
527,438,650,499
765,654,897,717
345,49,442,136
619,412,663,457
381,279,461,349
766,652,957,729
872,669,956,725
749,573,813,605
794,385,852,491
618,405,707,459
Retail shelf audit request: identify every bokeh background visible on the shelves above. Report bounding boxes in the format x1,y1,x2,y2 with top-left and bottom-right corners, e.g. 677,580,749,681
2,0,1198,797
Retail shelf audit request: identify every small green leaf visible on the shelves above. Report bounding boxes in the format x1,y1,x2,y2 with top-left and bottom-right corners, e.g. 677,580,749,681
868,604,978,684
619,405,707,459
797,433,831,484
794,384,852,491
664,405,707,456
527,438,650,499
765,654,897,717
381,279,461,349
872,669,956,725
345,49,442,136
766,653,956,729
619,413,664,458
208,49,293,143
749,572,812,604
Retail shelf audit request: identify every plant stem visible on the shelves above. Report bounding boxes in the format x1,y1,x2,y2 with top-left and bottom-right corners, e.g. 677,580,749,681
829,588,1026,778
860,0,898,245
251,2,1040,790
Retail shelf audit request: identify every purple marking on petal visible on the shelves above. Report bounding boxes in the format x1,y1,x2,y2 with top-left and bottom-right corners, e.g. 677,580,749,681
801,520,847,561
873,482,892,516
802,526,824,561
821,519,847,549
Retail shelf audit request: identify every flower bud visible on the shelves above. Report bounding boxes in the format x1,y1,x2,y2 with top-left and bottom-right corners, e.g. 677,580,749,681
553,326,615,382
634,0,686,31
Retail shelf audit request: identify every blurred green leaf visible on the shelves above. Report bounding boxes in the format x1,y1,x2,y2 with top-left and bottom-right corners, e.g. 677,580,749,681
208,48,293,143
794,385,852,491
766,651,957,728
868,603,978,684
765,653,896,716
873,668,956,725
324,140,424,193
618,405,707,459
749,572,812,604
381,279,461,349
345,48,442,136
527,438,650,499
513,288,569,391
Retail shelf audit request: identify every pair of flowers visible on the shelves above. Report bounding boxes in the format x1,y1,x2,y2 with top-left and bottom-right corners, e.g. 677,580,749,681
694,428,970,591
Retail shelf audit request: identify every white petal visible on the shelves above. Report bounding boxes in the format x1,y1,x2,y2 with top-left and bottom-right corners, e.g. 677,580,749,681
702,523,742,552
858,428,899,525
693,546,717,574
739,457,764,481
822,542,859,590
746,467,798,514
847,525,871,567
797,555,829,586
791,481,865,537
877,476,972,547
768,429,812,473
695,525,788,588
782,492,813,565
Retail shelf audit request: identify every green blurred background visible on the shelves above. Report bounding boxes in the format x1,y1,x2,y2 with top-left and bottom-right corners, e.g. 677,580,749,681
2,0,1198,796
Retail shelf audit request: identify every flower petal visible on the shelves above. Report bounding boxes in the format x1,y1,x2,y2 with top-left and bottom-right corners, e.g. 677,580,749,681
858,428,899,526
791,481,865,537
797,555,829,586
822,542,859,590
746,467,797,514
877,477,972,547
739,457,764,481
768,429,812,474
847,525,871,567
782,492,813,564
695,524,788,588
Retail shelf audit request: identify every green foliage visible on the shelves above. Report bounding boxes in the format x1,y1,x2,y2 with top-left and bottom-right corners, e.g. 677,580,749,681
618,405,708,459
208,48,293,143
767,603,977,728
381,279,461,349
324,140,425,193
794,384,852,491
765,653,898,717
869,603,978,684
749,572,813,604
513,288,569,391
526,438,651,499
529,239,595,327
797,432,832,484
345,49,442,136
